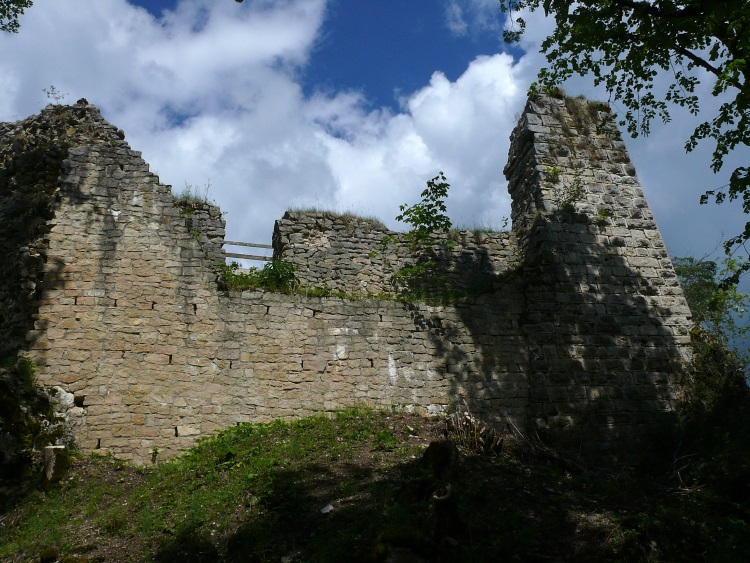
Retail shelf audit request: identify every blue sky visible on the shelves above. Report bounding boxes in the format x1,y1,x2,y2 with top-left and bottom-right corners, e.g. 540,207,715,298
132,0,514,110
299,0,513,109
1,0,748,273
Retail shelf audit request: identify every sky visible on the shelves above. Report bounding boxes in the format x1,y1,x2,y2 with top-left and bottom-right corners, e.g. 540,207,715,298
0,0,748,269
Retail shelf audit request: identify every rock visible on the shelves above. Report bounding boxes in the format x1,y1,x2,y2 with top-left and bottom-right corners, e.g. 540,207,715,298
50,386,75,409
44,445,70,484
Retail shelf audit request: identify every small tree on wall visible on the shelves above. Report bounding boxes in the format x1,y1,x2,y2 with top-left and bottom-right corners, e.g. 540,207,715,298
390,172,455,297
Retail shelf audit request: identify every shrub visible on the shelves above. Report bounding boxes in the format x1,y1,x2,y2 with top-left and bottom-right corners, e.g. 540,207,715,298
391,172,454,297
216,260,299,292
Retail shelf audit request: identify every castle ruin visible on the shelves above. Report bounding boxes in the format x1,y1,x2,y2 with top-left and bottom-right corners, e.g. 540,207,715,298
0,95,692,464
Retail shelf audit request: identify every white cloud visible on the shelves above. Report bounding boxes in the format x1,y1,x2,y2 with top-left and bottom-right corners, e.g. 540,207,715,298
444,0,501,37
444,2,468,36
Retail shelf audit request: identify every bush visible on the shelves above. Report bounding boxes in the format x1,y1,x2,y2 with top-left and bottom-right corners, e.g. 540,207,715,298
216,260,299,292
672,330,750,501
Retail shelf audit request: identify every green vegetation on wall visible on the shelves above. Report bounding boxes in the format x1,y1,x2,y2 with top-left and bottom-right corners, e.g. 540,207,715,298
216,259,300,292
373,172,456,299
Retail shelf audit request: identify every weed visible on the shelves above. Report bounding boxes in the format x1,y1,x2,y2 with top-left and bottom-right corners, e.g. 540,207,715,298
397,172,453,252
549,165,586,215
43,85,68,104
444,402,504,455
388,172,456,297
4,408,750,561
375,430,399,451
101,512,128,536
176,180,213,205
529,81,565,99
595,208,614,227
16,355,36,394
544,165,562,184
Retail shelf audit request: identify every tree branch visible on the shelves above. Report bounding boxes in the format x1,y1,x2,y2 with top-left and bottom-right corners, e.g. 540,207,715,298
611,0,702,20
672,46,743,90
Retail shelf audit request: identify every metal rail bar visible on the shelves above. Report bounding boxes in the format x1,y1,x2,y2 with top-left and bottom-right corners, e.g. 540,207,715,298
223,241,273,249
225,252,271,261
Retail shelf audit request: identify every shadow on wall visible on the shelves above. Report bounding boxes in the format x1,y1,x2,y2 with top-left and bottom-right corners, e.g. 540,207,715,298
0,102,132,361
0,145,69,360
412,212,687,463
0,132,75,479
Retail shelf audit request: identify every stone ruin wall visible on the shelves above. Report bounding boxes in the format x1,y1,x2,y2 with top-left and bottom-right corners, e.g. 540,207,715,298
272,212,519,295
0,96,692,464
506,96,691,446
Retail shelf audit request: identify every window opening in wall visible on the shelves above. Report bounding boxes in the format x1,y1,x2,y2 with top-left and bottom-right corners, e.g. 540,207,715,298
229,360,233,369
74,296,78,305
174,427,179,437
369,358,374,367
265,306,270,315
96,438,101,449
151,301,156,310
193,303,197,315
379,314,383,322
168,355,173,365
74,395,85,408
113,299,117,307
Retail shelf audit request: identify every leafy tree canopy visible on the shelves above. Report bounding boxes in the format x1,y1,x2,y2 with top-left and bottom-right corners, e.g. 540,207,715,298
0,0,31,33
501,0,750,280
674,255,749,364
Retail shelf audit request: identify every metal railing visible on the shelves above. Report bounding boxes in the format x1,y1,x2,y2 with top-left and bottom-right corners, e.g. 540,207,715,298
223,240,272,262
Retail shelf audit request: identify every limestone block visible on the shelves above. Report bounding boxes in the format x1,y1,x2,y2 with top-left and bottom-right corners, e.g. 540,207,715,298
44,446,70,484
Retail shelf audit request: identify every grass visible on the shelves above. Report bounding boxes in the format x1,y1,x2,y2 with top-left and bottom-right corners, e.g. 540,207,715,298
286,206,386,228
217,262,518,307
3,406,750,562
174,181,214,206
451,220,510,234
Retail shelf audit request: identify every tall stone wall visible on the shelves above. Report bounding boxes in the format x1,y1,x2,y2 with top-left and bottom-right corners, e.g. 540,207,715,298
0,95,693,464
26,140,530,461
506,96,691,449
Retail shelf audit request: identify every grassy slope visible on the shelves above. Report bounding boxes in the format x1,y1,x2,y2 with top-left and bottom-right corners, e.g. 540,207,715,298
1,408,750,562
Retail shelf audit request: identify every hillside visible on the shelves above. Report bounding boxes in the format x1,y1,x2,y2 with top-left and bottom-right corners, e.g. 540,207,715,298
2,407,750,562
